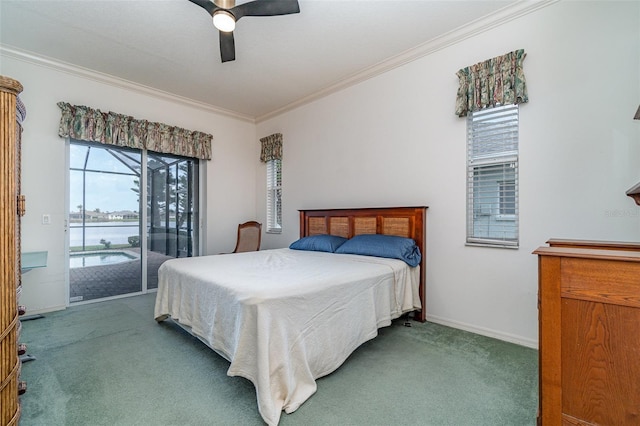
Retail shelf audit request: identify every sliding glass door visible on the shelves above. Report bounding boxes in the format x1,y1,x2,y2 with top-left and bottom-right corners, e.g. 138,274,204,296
68,141,199,303
146,153,199,290
69,142,142,302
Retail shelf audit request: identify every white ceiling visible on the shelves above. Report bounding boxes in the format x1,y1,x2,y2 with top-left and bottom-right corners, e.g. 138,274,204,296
0,0,523,121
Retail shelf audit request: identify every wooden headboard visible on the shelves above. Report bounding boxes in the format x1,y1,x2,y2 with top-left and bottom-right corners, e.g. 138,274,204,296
299,206,427,322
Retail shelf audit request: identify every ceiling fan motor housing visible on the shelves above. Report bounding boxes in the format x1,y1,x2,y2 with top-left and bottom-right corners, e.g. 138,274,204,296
215,0,235,9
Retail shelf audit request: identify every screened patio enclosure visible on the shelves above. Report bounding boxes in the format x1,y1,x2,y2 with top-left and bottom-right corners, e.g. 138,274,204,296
147,153,197,259
69,141,198,302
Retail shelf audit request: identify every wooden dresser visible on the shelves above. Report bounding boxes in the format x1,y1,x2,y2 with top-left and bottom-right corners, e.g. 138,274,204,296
534,239,640,425
0,75,25,426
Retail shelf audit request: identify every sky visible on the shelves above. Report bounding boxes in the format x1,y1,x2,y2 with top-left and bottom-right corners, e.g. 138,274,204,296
69,171,140,213
69,144,140,213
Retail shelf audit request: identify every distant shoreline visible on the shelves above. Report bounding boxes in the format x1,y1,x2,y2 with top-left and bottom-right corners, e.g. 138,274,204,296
69,219,139,224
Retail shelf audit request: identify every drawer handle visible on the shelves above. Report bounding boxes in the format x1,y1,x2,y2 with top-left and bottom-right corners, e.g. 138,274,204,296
17,194,26,217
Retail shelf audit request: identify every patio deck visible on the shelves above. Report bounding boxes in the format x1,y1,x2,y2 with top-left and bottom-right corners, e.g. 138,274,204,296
70,249,174,302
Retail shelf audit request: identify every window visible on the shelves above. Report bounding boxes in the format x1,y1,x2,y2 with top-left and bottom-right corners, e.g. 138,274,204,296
266,159,282,233
499,179,516,216
467,104,519,248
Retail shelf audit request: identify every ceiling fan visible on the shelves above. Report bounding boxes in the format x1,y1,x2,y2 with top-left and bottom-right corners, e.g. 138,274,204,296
188,0,300,63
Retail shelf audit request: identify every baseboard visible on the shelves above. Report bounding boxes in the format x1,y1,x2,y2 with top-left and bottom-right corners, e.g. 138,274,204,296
24,304,67,316
426,314,538,349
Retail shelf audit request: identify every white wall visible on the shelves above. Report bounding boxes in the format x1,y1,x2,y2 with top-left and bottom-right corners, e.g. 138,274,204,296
256,1,640,347
1,55,257,314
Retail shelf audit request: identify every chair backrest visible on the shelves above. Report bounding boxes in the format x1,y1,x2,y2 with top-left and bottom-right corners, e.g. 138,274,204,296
232,221,262,253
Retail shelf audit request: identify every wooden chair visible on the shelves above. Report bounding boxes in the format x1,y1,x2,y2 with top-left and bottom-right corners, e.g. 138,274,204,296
231,221,262,253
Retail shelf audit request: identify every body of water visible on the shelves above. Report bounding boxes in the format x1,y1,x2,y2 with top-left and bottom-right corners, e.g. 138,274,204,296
69,221,185,247
69,222,139,247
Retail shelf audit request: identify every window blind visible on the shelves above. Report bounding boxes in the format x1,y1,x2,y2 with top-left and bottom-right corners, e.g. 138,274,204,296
266,159,282,234
467,104,519,247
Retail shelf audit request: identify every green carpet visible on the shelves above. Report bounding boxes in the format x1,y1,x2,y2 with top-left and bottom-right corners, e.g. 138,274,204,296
19,293,538,425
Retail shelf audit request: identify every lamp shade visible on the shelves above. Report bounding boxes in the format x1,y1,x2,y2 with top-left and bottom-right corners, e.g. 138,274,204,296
213,10,235,32
634,105,640,120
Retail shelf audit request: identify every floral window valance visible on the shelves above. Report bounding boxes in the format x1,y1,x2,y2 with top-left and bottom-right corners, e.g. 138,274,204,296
57,102,212,160
455,49,528,117
260,133,282,162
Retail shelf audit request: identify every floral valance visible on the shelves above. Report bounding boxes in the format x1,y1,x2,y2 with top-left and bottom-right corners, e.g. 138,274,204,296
57,102,212,160
260,133,282,162
455,49,528,117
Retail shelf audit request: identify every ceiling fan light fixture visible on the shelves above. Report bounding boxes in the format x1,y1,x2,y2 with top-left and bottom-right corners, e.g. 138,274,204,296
213,10,236,32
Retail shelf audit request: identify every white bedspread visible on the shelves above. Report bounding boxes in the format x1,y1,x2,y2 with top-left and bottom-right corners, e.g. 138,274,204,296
154,248,420,425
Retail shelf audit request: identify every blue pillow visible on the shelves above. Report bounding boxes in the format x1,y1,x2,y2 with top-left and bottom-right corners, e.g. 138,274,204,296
335,234,422,267
289,234,348,253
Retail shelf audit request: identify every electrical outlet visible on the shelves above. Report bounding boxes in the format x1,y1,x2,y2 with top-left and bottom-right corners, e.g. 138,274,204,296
42,214,51,225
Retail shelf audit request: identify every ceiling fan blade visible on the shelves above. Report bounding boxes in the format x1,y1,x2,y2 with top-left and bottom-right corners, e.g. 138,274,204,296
232,0,300,21
187,0,219,16
219,31,236,62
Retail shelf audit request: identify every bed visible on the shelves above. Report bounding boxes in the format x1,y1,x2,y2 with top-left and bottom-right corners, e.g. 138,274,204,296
154,206,427,425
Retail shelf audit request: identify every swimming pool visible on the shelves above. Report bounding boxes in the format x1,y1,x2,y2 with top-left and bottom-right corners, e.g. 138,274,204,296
70,251,138,268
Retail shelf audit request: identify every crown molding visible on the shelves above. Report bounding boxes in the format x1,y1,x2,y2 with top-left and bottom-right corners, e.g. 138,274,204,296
0,45,255,124
256,0,558,123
